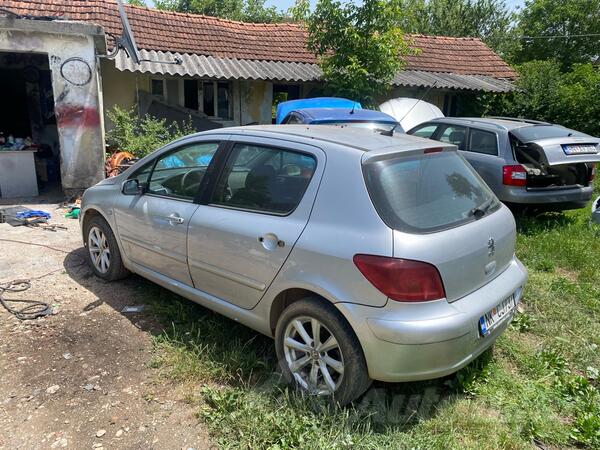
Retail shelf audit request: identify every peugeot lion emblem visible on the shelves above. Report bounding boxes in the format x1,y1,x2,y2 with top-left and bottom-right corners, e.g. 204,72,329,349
487,237,496,257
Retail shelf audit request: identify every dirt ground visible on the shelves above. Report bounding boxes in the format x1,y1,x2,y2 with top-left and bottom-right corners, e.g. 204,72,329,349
0,195,213,450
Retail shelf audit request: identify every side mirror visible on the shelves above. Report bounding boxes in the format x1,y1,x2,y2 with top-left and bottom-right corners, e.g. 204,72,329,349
122,179,143,196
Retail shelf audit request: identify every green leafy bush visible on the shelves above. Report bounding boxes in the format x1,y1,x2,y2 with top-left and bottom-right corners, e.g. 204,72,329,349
106,106,195,159
484,61,600,136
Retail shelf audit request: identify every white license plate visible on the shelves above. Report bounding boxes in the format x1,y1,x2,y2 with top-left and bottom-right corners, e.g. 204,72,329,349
479,295,516,336
562,144,598,155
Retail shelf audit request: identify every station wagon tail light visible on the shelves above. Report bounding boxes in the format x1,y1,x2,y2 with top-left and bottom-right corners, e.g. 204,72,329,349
502,165,527,186
353,254,446,302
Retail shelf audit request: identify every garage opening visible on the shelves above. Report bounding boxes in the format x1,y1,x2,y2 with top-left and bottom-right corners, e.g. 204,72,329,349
0,51,60,198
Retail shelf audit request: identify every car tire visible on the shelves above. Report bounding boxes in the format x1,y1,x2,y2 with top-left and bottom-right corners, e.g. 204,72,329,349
84,215,129,281
275,297,372,406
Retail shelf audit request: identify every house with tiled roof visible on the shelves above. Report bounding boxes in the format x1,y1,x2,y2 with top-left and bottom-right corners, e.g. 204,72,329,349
0,0,516,194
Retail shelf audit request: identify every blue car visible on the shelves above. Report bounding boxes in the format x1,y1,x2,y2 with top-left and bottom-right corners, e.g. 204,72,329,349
276,97,403,133
275,97,361,124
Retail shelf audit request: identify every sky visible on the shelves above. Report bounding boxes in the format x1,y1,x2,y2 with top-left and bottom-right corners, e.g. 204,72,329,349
264,0,525,12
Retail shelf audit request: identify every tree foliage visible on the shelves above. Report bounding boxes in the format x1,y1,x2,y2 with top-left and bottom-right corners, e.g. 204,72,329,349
154,0,285,23
394,0,514,53
511,0,600,68
126,0,147,6
306,0,414,106
483,61,600,136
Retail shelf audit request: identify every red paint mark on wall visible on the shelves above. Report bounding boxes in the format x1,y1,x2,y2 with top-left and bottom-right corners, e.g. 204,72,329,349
55,104,101,129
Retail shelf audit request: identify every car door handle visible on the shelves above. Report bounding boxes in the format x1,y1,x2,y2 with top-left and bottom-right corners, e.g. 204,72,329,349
164,213,185,224
258,233,285,250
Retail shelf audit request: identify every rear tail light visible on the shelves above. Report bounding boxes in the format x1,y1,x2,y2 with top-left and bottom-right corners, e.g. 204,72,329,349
503,165,527,186
589,163,596,182
353,254,446,302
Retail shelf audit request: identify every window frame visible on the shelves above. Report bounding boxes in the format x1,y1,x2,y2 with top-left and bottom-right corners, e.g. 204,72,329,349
151,78,166,98
127,139,227,204
201,80,232,120
467,128,500,156
206,141,318,217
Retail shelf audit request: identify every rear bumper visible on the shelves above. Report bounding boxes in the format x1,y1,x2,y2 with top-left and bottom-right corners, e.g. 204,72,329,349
499,184,593,207
335,257,528,382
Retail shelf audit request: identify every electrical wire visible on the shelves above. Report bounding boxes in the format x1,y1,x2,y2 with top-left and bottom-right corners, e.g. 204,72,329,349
0,280,53,320
0,238,87,320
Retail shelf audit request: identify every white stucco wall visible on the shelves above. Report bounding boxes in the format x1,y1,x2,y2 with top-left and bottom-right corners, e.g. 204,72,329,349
0,19,105,190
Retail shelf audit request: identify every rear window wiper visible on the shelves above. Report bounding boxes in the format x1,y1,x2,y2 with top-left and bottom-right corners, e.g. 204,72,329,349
469,198,495,219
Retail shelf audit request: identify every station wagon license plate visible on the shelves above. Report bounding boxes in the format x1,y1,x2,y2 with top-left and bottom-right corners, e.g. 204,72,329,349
562,144,598,155
479,294,516,336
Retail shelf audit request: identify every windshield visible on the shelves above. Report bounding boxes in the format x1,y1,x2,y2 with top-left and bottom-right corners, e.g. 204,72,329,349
315,121,402,133
363,151,500,233
511,125,589,142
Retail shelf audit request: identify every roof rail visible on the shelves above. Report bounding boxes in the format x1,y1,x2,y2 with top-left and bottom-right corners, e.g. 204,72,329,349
486,116,551,125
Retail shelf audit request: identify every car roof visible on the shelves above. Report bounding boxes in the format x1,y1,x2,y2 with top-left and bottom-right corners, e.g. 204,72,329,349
426,117,544,131
275,97,361,124
298,108,398,123
195,124,453,157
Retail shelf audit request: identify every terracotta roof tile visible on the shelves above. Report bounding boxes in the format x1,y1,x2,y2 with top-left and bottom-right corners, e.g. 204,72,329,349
1,0,517,79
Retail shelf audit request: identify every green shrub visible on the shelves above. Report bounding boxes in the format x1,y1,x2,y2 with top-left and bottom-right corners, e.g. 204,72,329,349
106,106,195,158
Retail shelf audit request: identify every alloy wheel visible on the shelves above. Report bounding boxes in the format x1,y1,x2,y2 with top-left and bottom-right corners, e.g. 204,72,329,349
283,315,345,395
88,226,110,274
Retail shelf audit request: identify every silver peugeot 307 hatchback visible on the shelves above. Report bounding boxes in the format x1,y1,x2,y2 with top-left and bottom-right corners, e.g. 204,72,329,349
80,125,527,405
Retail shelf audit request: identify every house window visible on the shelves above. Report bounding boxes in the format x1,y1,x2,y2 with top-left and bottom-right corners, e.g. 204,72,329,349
202,81,231,120
202,81,214,116
184,80,199,110
151,78,165,97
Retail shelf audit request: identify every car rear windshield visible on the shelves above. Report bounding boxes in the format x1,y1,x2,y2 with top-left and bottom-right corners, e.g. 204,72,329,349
363,151,500,233
511,125,589,142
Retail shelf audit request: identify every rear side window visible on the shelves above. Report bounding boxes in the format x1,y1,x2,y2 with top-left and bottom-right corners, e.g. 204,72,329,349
363,152,499,233
284,114,304,124
211,144,317,215
438,125,467,150
469,129,498,155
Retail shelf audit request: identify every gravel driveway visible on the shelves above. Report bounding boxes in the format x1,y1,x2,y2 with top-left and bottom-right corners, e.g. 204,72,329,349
0,198,212,450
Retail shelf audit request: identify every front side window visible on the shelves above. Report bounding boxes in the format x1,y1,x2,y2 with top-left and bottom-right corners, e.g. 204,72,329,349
147,142,219,200
409,123,438,139
438,125,467,150
364,151,499,233
211,144,317,214
469,129,498,155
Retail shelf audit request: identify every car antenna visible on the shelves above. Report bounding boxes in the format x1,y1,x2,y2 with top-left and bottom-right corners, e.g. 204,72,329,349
398,81,438,125
350,101,357,115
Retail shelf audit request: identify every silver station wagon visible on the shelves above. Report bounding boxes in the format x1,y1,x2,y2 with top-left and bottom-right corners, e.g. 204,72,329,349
408,117,600,210
81,126,528,405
